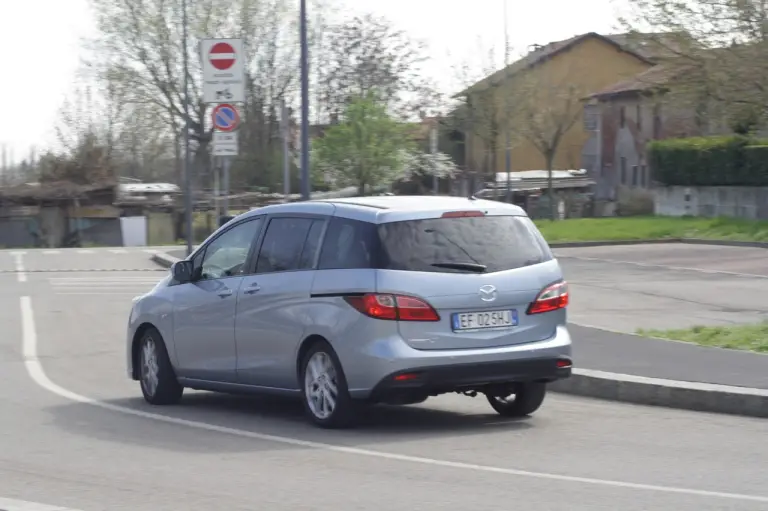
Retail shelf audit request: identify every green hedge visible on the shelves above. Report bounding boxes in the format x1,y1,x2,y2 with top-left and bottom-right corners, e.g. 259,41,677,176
648,135,768,186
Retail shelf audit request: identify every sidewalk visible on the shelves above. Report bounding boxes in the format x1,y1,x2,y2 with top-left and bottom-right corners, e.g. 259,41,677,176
570,324,768,389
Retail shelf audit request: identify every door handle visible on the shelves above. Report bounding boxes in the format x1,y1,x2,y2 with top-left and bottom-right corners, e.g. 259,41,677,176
243,284,261,295
217,289,233,298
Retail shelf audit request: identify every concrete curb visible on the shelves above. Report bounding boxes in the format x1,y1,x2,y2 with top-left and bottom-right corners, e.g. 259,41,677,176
550,369,768,419
147,250,768,418
549,238,768,249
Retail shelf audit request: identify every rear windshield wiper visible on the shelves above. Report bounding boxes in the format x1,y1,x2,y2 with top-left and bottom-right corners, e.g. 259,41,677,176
431,262,487,273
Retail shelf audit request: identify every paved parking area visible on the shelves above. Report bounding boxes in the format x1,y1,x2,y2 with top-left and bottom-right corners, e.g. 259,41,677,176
554,243,768,333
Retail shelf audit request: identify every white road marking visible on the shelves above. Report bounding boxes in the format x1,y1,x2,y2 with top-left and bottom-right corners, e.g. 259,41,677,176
48,277,158,296
12,252,26,282
108,249,127,254
0,497,82,510
558,255,768,279
17,296,768,504
42,250,61,255
76,250,93,254
143,249,158,254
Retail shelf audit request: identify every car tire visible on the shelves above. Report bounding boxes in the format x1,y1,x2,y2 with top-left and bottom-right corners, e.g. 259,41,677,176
300,341,358,429
138,327,184,405
485,382,546,417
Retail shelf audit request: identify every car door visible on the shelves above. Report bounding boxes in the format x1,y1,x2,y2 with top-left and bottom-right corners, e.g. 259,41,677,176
172,216,264,383
235,215,326,389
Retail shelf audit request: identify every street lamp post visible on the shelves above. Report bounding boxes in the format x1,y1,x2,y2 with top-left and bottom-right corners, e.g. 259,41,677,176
299,0,311,200
182,0,193,255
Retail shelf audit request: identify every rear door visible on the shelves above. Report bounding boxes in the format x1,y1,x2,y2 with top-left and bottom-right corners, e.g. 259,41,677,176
375,212,564,351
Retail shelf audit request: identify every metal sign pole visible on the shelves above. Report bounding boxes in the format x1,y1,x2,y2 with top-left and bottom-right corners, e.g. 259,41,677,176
213,155,220,219
222,157,231,215
430,122,438,194
299,0,311,200
281,98,290,201
182,0,193,256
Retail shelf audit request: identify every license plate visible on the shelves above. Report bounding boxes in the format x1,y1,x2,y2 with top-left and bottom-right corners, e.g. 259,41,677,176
451,310,518,331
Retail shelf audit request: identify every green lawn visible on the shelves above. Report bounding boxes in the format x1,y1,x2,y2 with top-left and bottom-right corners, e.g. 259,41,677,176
534,216,768,243
638,323,768,353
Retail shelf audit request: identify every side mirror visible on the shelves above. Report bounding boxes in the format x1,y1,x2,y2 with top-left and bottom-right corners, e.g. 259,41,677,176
171,260,194,283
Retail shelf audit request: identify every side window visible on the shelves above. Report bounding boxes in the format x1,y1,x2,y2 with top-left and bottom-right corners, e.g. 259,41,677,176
256,217,314,274
318,217,378,270
198,218,263,281
298,219,325,270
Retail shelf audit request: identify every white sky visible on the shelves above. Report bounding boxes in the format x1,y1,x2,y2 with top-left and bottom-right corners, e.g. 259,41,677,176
0,0,622,161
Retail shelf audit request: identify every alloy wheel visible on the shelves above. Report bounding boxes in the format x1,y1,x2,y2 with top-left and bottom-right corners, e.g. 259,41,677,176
304,351,339,419
140,337,160,397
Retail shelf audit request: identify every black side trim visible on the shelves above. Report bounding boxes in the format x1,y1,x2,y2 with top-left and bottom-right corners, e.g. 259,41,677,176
310,292,367,298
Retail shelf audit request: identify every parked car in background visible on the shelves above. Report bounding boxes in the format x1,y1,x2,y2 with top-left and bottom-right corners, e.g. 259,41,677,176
126,195,572,428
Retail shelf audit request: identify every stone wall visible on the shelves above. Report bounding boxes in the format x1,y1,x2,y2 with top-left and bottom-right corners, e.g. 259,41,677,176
655,186,768,220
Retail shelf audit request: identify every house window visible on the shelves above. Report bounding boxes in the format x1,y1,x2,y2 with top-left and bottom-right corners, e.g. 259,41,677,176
653,104,662,139
636,104,642,131
620,157,627,184
620,106,626,128
583,104,598,131
632,165,639,186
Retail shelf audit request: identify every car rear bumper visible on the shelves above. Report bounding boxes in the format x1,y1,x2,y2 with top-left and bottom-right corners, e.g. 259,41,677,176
368,356,571,403
343,324,572,400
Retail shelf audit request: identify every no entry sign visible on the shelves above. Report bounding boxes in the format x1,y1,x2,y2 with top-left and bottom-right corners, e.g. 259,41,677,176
201,38,245,104
208,42,236,71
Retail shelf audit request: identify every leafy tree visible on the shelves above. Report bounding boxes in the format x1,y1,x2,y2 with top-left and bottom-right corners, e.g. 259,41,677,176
312,93,414,194
618,0,768,131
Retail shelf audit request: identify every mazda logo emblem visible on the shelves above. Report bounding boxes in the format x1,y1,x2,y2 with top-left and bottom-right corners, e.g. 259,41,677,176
478,285,497,302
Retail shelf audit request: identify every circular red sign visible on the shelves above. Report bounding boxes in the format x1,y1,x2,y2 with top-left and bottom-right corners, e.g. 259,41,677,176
209,42,236,71
212,104,240,132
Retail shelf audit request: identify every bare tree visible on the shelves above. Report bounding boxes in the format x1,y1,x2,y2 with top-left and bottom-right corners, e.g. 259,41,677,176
87,0,317,190
317,13,440,121
504,62,586,220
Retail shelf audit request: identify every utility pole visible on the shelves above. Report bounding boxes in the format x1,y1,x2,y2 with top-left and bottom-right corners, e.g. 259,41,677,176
182,0,193,256
503,0,512,203
430,121,439,194
281,98,290,201
299,0,311,200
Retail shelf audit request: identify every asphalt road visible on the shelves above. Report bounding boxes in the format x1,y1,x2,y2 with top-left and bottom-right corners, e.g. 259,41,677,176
1,247,767,510
556,243,768,332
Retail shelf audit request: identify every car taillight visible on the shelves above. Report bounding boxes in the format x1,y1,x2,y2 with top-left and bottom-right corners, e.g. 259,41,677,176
343,294,440,321
526,281,569,315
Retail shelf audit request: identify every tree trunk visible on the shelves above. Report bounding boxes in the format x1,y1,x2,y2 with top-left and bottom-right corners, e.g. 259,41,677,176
546,153,556,221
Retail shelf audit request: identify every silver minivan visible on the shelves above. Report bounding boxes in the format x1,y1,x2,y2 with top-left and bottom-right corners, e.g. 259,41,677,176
126,196,572,428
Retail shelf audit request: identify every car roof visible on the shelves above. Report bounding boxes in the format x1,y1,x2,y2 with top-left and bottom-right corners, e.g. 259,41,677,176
235,195,527,224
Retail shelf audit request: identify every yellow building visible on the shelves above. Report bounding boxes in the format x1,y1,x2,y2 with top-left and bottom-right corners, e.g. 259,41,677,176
458,32,657,174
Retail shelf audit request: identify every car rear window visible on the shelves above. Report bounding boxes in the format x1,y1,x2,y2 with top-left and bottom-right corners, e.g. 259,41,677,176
377,215,552,273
